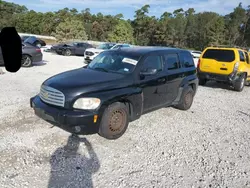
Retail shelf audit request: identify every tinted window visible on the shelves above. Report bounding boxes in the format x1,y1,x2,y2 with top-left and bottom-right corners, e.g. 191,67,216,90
165,54,180,70
141,55,163,72
202,49,235,62
180,52,195,68
244,52,249,64
239,50,245,62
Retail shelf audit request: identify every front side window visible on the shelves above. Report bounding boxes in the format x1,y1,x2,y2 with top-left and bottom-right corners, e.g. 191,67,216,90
87,51,141,74
239,50,246,62
244,51,249,64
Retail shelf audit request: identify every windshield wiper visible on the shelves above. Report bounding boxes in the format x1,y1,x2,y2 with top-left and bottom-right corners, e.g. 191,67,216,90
93,67,109,72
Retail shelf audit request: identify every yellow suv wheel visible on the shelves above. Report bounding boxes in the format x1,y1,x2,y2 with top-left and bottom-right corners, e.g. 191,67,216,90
234,74,246,92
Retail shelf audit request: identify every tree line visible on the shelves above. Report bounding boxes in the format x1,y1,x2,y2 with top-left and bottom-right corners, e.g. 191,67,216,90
0,0,250,50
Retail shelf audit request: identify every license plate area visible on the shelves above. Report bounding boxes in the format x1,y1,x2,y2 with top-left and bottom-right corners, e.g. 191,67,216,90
35,108,55,122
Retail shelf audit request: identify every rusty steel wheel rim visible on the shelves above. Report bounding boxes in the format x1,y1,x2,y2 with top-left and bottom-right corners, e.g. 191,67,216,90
109,109,126,133
184,92,192,106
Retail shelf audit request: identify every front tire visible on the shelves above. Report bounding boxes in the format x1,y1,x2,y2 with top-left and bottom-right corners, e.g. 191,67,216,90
21,55,32,67
234,74,246,92
175,86,195,111
98,102,129,140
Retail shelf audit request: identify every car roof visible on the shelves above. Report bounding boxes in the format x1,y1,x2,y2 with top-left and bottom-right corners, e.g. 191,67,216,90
108,46,187,56
205,46,248,52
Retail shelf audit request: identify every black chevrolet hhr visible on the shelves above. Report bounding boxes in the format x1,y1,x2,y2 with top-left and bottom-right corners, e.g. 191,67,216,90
30,47,198,139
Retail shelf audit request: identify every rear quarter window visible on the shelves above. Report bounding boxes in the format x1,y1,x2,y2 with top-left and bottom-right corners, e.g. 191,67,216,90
202,49,235,62
164,53,181,70
180,51,195,68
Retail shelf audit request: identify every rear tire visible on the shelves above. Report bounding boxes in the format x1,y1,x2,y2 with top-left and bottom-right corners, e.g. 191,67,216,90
21,55,32,67
245,79,250,86
199,78,207,85
175,86,195,111
234,74,246,92
98,102,129,140
63,49,72,56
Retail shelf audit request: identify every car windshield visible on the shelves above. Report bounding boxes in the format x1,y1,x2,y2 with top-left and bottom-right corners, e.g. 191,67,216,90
97,43,115,50
87,51,141,74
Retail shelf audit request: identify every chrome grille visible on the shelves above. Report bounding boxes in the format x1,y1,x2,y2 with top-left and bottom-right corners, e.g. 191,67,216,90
39,85,65,107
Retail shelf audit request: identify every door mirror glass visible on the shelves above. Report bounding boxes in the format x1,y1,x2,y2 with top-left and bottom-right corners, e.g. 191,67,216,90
140,68,157,76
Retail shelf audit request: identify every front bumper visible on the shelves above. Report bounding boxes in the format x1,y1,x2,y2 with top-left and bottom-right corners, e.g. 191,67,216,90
30,95,100,135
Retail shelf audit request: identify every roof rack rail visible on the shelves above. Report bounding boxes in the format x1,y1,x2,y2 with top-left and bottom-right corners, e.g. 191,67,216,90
209,44,249,50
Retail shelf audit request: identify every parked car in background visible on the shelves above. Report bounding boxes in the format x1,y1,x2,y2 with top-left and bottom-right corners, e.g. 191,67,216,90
84,43,131,63
197,46,250,91
30,47,198,140
53,42,93,56
84,42,116,63
22,36,46,48
189,50,202,58
0,42,43,67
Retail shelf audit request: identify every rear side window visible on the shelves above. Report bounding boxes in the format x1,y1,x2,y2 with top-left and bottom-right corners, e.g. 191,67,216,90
180,51,195,68
164,54,180,70
202,49,235,62
142,55,163,72
239,50,246,62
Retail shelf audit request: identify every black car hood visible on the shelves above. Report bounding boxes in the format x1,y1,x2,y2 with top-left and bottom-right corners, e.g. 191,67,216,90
43,68,129,96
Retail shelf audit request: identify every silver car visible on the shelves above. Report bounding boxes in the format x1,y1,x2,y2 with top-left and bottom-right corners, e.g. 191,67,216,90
0,39,43,67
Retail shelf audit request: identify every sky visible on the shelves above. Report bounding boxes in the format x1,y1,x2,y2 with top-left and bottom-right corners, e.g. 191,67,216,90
5,0,250,19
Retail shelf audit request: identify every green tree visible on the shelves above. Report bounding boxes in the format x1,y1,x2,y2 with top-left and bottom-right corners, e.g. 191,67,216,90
0,0,28,29
52,18,88,42
225,3,248,45
107,20,134,43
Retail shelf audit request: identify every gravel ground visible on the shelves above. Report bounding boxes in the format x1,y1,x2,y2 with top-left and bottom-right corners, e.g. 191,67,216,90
1,52,250,188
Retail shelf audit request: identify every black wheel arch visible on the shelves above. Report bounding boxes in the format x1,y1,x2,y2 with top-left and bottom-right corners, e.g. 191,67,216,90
173,78,198,105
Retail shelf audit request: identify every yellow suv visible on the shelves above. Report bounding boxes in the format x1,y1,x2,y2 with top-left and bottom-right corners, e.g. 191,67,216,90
197,46,250,91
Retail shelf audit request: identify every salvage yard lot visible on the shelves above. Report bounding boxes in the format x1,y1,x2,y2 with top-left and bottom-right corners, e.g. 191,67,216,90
1,52,250,187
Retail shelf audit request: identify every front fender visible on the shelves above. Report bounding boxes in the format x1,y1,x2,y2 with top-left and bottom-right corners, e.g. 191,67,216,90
84,87,143,122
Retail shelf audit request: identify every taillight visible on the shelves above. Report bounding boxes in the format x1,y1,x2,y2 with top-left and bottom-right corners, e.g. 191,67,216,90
233,62,239,72
197,59,200,69
36,49,41,52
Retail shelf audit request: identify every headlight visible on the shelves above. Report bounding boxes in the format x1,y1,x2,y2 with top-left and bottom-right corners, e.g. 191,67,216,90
73,98,101,110
95,52,99,54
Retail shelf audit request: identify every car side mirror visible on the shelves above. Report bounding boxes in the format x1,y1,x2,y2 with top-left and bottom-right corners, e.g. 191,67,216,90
140,68,157,76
